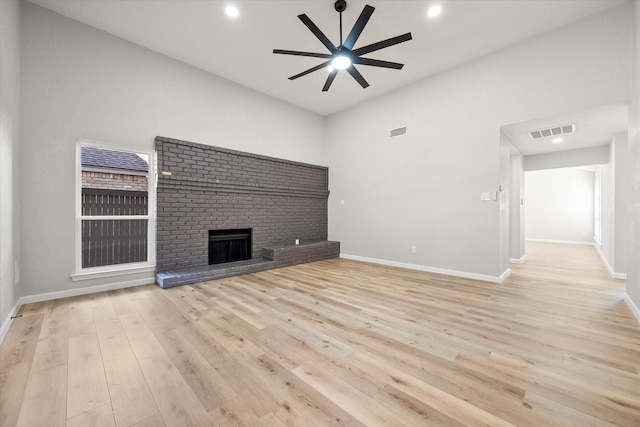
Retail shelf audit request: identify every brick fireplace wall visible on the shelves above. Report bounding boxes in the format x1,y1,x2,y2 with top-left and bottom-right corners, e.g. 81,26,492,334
155,136,330,272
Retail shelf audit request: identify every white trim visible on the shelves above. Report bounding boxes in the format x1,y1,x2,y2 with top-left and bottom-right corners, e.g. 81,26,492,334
71,264,156,281
593,243,627,280
340,253,509,283
17,276,155,306
79,215,150,221
525,238,594,246
624,293,640,324
76,140,156,272
0,300,21,345
82,165,148,176
76,142,82,270
510,255,527,264
594,242,615,276
498,268,511,283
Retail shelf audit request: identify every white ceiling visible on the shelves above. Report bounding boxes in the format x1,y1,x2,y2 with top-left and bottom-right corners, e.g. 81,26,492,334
27,0,630,157
503,104,629,156
28,0,625,117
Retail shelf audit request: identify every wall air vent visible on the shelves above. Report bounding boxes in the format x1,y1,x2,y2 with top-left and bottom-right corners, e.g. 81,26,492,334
390,126,407,138
530,124,574,140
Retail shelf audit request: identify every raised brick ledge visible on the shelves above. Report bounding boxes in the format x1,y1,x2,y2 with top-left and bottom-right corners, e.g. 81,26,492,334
155,241,340,289
156,258,275,289
263,241,340,263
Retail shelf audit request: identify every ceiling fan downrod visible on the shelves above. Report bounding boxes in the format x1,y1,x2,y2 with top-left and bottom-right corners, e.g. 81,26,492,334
335,0,347,48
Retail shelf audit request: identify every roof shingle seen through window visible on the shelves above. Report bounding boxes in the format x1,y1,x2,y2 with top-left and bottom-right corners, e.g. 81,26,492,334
81,146,148,172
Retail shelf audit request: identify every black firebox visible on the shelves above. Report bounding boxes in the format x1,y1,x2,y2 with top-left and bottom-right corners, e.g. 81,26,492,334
208,229,252,265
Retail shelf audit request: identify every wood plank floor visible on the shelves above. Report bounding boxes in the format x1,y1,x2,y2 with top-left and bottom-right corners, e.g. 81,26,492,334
1,242,639,426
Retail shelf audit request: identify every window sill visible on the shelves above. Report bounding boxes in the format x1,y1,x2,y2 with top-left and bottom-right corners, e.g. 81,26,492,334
71,263,156,282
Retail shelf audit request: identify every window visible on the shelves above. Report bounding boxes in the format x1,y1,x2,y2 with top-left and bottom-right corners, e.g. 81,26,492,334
76,143,155,274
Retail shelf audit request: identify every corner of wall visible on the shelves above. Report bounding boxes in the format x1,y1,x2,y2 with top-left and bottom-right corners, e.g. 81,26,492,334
625,0,640,311
0,0,21,338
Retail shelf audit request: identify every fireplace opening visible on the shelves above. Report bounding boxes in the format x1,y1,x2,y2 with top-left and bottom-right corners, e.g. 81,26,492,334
208,228,252,265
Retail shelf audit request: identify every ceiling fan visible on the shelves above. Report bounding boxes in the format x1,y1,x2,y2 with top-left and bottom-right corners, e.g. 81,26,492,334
273,0,412,92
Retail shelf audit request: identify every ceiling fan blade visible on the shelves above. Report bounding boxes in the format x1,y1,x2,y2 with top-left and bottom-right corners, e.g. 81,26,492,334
289,60,332,80
298,14,338,54
322,69,339,92
352,32,412,56
273,49,333,59
343,5,375,50
346,66,369,89
353,57,404,69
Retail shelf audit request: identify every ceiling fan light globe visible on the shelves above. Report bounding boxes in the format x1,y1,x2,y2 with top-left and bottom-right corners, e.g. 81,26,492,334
332,55,351,70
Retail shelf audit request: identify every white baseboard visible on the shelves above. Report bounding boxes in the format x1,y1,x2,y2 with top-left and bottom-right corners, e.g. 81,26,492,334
593,243,627,281
17,276,155,306
510,255,527,264
526,238,594,246
0,300,22,345
624,293,640,324
340,253,509,284
594,243,615,276
498,268,511,283
0,276,155,344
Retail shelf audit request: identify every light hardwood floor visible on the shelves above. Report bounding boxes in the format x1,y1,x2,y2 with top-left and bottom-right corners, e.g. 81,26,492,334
1,242,639,426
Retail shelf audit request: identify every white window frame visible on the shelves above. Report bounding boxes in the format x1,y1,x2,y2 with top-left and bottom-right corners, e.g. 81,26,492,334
72,140,156,281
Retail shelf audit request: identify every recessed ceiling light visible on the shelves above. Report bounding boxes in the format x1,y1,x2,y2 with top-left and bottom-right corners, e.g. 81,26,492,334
427,4,442,19
225,5,239,18
552,138,564,144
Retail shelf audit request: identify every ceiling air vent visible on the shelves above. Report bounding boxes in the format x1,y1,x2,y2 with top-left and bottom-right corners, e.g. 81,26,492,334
530,124,574,139
390,126,407,138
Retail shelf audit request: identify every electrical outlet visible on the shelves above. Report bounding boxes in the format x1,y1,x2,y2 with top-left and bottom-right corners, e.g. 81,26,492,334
340,199,345,205
411,246,417,253
14,261,19,285
480,192,491,201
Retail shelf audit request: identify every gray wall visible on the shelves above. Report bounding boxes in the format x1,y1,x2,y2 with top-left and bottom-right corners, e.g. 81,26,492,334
510,154,525,261
597,134,630,277
498,130,511,274
18,2,325,298
614,133,631,274
155,137,328,272
524,146,610,171
0,0,21,329
599,152,615,270
627,0,640,311
325,4,632,280
524,168,595,243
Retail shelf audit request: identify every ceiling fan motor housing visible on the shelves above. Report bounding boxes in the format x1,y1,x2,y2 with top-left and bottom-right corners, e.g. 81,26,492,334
335,0,347,13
